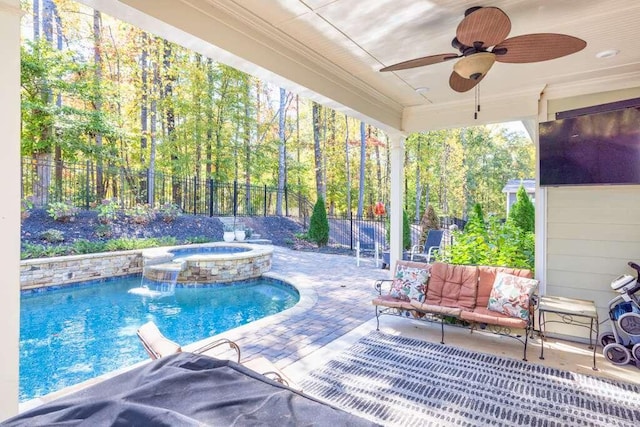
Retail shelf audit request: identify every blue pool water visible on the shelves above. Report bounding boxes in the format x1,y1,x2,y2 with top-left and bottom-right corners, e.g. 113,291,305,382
19,276,299,402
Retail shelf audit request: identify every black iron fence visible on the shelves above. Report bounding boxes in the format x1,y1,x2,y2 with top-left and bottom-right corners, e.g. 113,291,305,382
325,214,466,251
21,157,312,218
21,157,466,249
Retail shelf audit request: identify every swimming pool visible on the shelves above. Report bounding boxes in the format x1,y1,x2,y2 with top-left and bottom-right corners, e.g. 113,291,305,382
19,275,299,402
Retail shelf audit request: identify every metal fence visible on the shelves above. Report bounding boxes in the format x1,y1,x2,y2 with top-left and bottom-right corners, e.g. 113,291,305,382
325,214,466,251
21,157,466,249
21,157,312,218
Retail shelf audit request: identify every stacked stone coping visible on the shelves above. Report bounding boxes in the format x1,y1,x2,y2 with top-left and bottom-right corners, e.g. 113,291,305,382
20,243,274,291
142,243,274,284
20,250,144,291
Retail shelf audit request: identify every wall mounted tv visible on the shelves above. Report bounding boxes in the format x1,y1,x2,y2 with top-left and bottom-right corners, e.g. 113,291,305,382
539,105,640,186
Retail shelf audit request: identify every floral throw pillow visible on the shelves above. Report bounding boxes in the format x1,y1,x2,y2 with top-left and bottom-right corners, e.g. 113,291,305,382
389,265,429,302
488,272,539,320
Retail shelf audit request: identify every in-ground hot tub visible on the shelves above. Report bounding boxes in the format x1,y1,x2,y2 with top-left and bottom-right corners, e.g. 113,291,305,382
142,243,273,284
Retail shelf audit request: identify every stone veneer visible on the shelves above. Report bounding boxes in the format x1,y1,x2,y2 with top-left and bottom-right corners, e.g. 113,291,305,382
142,243,273,284
20,250,144,291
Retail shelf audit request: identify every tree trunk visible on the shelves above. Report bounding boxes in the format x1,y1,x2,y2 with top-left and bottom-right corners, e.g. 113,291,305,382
140,32,149,200
33,0,39,40
53,1,63,199
276,88,286,216
93,9,104,200
243,78,252,212
148,56,158,206
194,54,202,203
357,121,366,217
312,102,325,200
163,40,179,205
344,115,351,217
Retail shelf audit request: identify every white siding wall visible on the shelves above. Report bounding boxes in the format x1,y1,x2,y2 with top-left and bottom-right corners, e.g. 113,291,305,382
543,88,640,333
546,186,640,323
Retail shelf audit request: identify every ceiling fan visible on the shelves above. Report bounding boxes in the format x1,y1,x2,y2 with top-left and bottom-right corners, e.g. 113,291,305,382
380,6,587,93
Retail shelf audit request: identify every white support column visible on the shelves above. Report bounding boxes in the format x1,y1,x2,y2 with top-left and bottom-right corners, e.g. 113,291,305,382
531,98,548,294
389,133,405,275
0,0,22,419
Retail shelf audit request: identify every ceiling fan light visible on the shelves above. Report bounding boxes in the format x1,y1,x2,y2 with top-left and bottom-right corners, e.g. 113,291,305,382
453,52,496,80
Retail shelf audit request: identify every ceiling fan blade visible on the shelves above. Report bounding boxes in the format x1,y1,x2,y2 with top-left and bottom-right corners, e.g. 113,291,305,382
380,53,459,72
494,34,586,63
456,7,511,49
449,71,484,93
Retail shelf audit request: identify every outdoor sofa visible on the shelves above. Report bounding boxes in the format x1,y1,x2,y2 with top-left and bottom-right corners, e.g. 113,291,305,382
372,260,538,360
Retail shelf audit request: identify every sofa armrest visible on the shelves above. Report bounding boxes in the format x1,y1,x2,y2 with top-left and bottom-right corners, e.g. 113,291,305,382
374,279,394,295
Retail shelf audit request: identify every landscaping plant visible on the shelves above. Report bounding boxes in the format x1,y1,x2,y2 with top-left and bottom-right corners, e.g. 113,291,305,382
444,203,534,271
47,200,79,222
308,196,329,247
508,185,535,233
96,198,120,224
385,209,413,250
418,204,440,246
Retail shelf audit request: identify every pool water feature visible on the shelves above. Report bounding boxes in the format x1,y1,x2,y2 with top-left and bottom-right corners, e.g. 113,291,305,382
19,275,299,402
142,243,273,284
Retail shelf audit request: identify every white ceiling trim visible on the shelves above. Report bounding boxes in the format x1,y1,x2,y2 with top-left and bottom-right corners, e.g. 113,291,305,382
402,87,543,133
541,70,640,101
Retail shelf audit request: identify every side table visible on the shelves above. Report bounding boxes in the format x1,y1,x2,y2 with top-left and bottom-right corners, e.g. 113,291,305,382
538,295,599,370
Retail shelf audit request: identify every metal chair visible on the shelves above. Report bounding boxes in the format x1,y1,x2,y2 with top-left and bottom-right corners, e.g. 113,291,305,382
410,229,444,263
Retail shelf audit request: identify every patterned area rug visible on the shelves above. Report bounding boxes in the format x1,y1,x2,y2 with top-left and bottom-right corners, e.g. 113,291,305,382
300,332,640,426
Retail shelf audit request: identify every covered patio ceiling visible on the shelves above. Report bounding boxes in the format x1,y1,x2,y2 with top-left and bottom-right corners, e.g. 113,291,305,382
84,0,640,134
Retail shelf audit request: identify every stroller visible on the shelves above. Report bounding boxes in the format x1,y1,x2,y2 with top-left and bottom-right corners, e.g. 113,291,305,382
600,261,640,366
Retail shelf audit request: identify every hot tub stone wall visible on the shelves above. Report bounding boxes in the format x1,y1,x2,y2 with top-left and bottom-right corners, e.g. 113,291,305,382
20,251,143,291
177,252,272,283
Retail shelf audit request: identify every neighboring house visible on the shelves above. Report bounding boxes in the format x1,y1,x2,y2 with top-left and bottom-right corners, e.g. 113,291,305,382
502,179,535,216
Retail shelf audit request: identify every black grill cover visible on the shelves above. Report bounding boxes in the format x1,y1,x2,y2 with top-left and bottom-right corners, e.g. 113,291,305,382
4,353,379,426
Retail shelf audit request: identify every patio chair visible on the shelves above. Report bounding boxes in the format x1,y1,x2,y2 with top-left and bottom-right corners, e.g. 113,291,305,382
410,229,444,263
136,321,294,387
355,224,382,267
136,321,241,362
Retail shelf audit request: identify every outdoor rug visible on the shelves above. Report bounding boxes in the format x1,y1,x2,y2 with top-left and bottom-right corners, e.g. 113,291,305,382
299,331,640,426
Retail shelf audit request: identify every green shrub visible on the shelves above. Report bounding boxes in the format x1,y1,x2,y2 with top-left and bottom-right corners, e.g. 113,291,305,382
443,210,534,271
308,196,329,247
125,204,156,225
21,243,46,259
40,229,64,243
402,210,412,250
47,200,79,222
21,197,33,221
104,236,177,251
22,244,71,259
96,198,120,224
183,236,212,244
385,209,412,250
71,239,107,254
95,223,112,238
508,185,535,233
158,203,181,223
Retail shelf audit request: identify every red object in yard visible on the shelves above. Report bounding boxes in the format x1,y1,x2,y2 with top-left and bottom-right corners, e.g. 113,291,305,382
373,202,386,216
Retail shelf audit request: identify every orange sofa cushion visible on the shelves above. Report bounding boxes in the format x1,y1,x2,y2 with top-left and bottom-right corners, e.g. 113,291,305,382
372,295,415,311
460,307,528,329
477,266,532,308
424,262,478,310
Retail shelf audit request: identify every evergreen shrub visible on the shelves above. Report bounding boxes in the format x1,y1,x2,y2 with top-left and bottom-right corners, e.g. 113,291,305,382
308,196,329,247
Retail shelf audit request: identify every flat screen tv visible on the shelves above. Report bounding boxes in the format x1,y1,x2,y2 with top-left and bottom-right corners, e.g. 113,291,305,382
539,106,640,186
